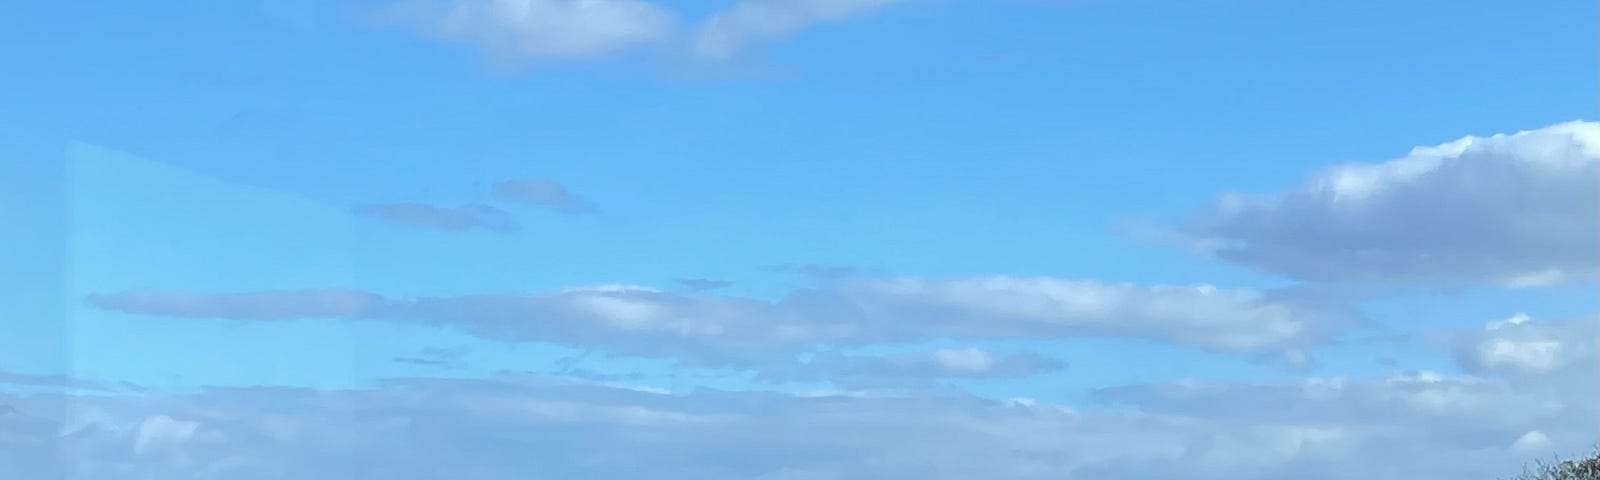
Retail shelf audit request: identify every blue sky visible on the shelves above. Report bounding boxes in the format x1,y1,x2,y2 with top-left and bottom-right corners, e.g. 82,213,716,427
0,1,1597,479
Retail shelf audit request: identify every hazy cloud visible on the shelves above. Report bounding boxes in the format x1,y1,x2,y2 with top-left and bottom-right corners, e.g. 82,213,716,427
88,289,385,322
0,371,105,391
692,0,912,60
1090,369,1594,474
760,263,881,280
391,357,456,367
1094,371,1558,435
675,278,733,292
1094,313,1600,471
374,0,923,63
1,370,1584,480
380,0,677,60
1249,348,1317,372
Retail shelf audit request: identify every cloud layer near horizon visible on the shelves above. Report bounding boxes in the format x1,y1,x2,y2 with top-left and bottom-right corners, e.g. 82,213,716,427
4,321,1593,480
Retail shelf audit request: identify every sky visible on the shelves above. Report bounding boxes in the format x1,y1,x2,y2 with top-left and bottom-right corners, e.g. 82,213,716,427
0,0,1597,479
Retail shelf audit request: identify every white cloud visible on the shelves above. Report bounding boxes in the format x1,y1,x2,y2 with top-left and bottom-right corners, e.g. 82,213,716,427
382,0,678,60
133,415,200,457
1479,337,1566,373
3,370,1591,480
932,347,997,374
1169,120,1600,286
1454,313,1597,377
1510,430,1552,454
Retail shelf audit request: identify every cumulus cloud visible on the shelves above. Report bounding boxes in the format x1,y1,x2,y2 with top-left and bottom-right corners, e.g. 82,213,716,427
353,202,517,233
381,0,678,60
1452,313,1597,381
1,371,1587,480
85,277,1355,368
1166,120,1599,286
692,0,911,59
132,415,200,458
491,178,598,214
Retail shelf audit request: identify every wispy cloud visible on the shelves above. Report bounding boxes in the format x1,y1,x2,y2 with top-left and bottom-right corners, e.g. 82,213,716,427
354,202,518,233
491,178,599,214
691,0,912,60
379,0,678,60
393,346,472,369
87,289,386,322
375,0,918,63
675,278,734,292
353,177,593,233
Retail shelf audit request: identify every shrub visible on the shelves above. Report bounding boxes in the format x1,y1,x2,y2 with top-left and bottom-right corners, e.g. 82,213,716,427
1511,450,1600,480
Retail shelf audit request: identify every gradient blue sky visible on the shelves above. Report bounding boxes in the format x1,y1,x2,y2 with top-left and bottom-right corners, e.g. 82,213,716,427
1,1,1597,479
